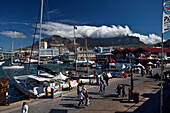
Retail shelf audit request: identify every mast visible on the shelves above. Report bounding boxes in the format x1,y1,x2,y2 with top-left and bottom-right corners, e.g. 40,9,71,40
38,0,44,74
85,38,89,76
11,41,13,64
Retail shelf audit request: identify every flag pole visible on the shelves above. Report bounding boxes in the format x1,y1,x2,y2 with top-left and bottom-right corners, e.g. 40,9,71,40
160,0,164,113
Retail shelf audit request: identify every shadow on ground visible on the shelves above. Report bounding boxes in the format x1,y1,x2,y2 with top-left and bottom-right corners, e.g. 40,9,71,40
49,109,68,113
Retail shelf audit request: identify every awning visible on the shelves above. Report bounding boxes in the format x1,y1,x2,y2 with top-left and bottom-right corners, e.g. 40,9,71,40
140,57,147,60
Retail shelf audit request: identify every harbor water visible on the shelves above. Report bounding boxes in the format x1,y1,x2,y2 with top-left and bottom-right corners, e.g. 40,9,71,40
0,61,102,103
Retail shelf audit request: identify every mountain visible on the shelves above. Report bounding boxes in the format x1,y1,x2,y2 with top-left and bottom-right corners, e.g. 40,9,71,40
23,35,146,51
153,39,170,48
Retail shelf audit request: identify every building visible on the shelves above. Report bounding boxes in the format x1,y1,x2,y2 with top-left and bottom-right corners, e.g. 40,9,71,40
39,48,59,57
93,46,114,53
77,50,96,61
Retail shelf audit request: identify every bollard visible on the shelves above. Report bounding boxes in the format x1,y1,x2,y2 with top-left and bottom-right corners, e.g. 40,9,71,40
8,96,10,106
29,92,31,100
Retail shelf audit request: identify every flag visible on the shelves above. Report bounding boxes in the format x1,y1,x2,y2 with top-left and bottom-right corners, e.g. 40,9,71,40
110,58,116,63
162,1,170,33
74,26,77,29
106,58,109,63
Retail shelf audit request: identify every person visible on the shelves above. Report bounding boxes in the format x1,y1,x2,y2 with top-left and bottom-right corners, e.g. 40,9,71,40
84,90,90,106
78,90,84,106
117,84,122,97
146,68,149,74
69,82,71,91
82,85,86,94
22,102,28,113
141,68,144,76
104,74,109,86
77,84,80,97
100,75,104,83
149,69,153,76
154,73,159,82
122,84,126,97
103,81,106,95
99,82,103,93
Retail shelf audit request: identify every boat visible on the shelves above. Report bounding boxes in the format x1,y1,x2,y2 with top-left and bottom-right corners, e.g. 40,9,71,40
0,61,5,66
13,0,63,98
14,72,60,98
73,58,95,67
0,78,9,105
0,68,10,105
2,41,24,69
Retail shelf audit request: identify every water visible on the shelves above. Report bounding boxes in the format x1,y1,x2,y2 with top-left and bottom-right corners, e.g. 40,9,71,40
0,61,102,103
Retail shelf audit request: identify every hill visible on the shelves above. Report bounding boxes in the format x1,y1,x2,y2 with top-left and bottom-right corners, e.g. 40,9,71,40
23,35,146,51
153,39,170,48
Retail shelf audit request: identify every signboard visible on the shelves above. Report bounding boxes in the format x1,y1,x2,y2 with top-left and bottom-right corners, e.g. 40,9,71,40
51,88,62,99
163,1,170,33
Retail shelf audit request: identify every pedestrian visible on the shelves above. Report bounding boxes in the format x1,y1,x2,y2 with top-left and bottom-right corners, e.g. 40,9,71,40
100,75,104,83
22,102,28,113
117,84,122,97
146,68,149,74
104,74,109,86
84,90,90,106
122,84,126,97
141,68,144,76
77,84,80,97
69,82,71,91
149,69,153,76
99,81,103,93
78,90,84,106
103,81,106,95
82,85,86,94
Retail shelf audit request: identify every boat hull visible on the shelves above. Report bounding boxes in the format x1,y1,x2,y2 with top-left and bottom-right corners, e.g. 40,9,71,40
3,65,24,69
13,76,37,98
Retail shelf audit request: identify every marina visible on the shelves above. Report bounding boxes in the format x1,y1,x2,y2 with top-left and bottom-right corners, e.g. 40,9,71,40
0,0,170,113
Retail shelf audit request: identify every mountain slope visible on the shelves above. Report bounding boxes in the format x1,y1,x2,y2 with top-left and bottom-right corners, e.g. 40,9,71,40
23,35,146,51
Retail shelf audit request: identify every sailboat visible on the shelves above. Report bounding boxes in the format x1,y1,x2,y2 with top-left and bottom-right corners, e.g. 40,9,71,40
13,0,61,98
2,41,24,69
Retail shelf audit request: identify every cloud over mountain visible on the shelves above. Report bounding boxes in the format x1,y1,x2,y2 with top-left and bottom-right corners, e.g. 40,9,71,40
0,31,27,39
39,22,162,44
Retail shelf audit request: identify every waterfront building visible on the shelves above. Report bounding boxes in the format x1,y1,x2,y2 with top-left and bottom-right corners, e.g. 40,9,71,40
39,48,59,57
60,51,75,62
76,50,96,61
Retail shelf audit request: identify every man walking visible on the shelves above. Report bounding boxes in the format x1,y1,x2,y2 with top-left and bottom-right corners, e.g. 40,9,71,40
78,90,84,106
22,102,28,113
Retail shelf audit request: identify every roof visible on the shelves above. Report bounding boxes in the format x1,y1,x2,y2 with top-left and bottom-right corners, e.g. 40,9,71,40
140,47,170,53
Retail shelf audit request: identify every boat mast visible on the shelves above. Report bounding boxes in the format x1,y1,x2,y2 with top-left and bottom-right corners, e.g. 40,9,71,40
85,38,89,76
11,41,13,64
38,0,44,74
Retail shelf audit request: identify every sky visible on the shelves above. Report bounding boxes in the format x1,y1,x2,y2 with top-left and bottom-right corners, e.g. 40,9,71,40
0,0,170,52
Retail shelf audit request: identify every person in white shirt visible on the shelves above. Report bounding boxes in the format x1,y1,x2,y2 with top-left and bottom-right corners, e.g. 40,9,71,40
78,90,84,106
22,102,28,113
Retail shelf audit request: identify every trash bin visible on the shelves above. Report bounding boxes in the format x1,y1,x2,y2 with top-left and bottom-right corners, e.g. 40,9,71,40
134,92,139,103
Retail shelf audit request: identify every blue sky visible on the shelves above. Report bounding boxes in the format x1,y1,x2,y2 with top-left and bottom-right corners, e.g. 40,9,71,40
0,0,169,51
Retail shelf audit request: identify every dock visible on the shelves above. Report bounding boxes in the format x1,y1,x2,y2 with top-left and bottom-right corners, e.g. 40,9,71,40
0,67,170,113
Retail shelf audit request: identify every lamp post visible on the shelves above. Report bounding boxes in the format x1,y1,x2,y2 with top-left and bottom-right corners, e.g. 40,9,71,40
131,55,134,91
73,26,77,76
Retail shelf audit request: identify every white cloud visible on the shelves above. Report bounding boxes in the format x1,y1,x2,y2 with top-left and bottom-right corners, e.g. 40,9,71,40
39,22,162,44
0,31,26,39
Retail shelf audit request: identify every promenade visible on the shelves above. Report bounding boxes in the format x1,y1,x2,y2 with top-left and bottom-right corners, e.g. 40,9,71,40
0,67,170,113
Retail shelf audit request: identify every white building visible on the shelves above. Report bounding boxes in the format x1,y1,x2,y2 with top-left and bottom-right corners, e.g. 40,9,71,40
39,48,59,57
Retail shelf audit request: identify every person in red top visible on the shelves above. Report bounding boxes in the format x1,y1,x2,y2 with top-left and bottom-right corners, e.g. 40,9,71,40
117,84,122,97
69,82,71,91
84,90,90,106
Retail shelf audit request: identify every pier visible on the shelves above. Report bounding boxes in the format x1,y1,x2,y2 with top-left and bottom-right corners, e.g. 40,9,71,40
0,67,169,113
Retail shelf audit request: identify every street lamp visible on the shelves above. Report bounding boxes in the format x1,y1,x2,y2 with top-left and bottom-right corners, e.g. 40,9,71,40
130,55,134,91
